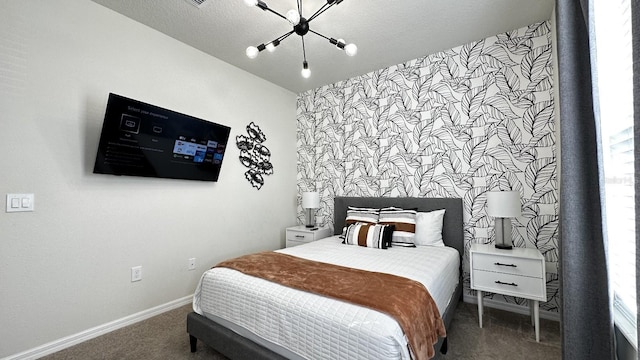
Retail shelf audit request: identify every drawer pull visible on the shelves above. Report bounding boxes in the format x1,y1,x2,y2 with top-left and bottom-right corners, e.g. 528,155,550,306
494,262,517,268
495,280,518,287
295,235,305,238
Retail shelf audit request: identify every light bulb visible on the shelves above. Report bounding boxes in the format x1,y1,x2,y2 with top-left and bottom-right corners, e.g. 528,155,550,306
244,0,258,6
266,43,275,52
286,9,300,25
345,43,357,56
246,46,259,59
301,61,311,78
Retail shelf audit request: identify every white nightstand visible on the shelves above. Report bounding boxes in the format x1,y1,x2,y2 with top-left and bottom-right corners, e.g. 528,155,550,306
285,225,332,248
470,243,547,342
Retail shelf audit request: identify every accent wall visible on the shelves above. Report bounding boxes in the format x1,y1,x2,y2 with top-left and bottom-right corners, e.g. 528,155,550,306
296,21,558,313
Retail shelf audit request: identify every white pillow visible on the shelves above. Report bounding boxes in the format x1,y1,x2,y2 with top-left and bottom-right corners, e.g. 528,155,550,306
414,209,446,246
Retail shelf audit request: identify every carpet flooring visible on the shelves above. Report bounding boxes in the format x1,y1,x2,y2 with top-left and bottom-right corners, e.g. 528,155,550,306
41,301,560,360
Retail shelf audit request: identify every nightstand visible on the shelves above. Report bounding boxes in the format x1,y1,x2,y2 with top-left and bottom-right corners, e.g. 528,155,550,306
285,225,332,248
470,243,546,342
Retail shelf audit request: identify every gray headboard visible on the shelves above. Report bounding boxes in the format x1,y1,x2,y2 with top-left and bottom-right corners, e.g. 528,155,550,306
333,197,464,259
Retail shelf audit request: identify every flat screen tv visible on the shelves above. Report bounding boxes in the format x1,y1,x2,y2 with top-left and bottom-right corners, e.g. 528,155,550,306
93,93,231,182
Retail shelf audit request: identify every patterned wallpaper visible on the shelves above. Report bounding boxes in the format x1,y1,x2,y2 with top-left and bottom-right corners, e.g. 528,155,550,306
296,21,558,312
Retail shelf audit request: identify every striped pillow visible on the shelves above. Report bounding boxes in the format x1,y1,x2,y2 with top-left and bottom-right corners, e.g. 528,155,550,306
344,206,380,226
341,207,381,239
344,223,394,249
378,207,417,247
345,206,380,226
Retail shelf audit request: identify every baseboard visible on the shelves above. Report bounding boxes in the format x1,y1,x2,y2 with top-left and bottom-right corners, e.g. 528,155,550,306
463,294,560,322
4,295,193,360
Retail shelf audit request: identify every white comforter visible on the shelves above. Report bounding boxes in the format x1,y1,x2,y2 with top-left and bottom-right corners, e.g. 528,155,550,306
193,236,460,360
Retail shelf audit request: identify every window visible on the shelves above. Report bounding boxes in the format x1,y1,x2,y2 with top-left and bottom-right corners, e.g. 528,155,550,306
594,0,636,348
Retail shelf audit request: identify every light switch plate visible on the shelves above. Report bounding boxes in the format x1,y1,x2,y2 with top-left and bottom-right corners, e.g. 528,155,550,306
6,194,34,212
131,266,142,282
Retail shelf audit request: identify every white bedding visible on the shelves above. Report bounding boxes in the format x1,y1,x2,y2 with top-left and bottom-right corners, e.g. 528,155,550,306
193,236,460,360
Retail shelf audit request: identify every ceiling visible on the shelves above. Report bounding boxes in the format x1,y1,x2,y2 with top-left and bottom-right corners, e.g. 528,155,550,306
90,0,555,93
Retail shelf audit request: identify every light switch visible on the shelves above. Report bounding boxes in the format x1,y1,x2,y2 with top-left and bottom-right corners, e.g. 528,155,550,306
6,194,34,212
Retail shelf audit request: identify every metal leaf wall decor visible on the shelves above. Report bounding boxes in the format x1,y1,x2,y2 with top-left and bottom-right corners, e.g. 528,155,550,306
236,122,273,190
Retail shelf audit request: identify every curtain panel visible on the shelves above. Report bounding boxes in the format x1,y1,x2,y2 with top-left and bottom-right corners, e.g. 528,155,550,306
633,0,640,355
556,0,615,358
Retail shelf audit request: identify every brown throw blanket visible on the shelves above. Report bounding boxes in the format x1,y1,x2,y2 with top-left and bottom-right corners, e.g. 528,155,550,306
216,252,446,360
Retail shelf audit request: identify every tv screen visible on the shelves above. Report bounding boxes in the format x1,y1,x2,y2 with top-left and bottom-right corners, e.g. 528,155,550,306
93,93,231,182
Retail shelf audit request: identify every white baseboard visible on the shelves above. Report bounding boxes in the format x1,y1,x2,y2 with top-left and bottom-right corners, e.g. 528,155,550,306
463,294,560,322
4,295,193,360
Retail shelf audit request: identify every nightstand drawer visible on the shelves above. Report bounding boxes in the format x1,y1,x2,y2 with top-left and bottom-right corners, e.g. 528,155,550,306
286,230,313,242
472,270,546,301
472,253,543,278
285,239,307,247
285,226,332,248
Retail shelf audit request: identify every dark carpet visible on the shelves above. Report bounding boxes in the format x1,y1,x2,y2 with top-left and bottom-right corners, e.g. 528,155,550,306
41,301,560,359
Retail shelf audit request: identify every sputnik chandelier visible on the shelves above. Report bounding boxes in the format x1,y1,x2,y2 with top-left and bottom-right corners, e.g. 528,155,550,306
244,0,357,78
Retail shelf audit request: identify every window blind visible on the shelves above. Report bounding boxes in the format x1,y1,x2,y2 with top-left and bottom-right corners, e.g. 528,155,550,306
595,0,636,348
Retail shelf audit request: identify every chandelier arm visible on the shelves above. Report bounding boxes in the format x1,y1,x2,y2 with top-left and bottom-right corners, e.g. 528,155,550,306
308,29,331,41
307,3,333,22
252,30,294,52
301,35,307,62
277,30,295,43
308,29,350,51
301,35,310,78
261,30,294,45
260,5,288,21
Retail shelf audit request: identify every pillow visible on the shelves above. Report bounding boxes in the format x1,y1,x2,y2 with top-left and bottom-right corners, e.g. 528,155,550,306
414,209,446,247
344,223,394,249
378,207,417,247
345,206,379,226
341,206,380,239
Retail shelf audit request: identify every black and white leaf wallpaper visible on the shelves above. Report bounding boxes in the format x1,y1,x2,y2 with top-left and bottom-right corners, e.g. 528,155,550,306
296,21,559,313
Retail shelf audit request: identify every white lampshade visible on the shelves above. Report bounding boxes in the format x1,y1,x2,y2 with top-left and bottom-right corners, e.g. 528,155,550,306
302,192,320,209
486,191,521,218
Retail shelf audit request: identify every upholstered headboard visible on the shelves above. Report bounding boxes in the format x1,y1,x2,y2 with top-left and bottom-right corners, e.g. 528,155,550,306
333,197,464,258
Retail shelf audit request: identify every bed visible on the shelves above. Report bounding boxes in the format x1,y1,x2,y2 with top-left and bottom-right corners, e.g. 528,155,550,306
187,197,464,360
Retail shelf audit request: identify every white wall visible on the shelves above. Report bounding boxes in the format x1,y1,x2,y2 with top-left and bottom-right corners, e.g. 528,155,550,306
0,0,297,357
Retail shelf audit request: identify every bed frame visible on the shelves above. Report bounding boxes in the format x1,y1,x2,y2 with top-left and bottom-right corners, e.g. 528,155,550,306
187,197,464,360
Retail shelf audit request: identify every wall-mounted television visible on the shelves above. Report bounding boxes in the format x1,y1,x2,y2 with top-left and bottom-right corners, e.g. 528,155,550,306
93,93,231,182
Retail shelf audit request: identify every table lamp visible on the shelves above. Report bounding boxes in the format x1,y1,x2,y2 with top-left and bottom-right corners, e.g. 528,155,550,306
486,191,521,249
302,192,320,228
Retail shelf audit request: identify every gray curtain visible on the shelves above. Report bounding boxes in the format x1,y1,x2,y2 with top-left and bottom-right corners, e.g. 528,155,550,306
634,0,640,356
556,0,615,359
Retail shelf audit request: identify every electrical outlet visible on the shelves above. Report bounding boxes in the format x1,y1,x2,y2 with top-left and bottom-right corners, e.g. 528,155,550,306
131,266,142,282
188,258,196,271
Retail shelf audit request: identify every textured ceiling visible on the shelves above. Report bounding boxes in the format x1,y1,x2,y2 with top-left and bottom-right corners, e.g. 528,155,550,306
90,0,555,94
